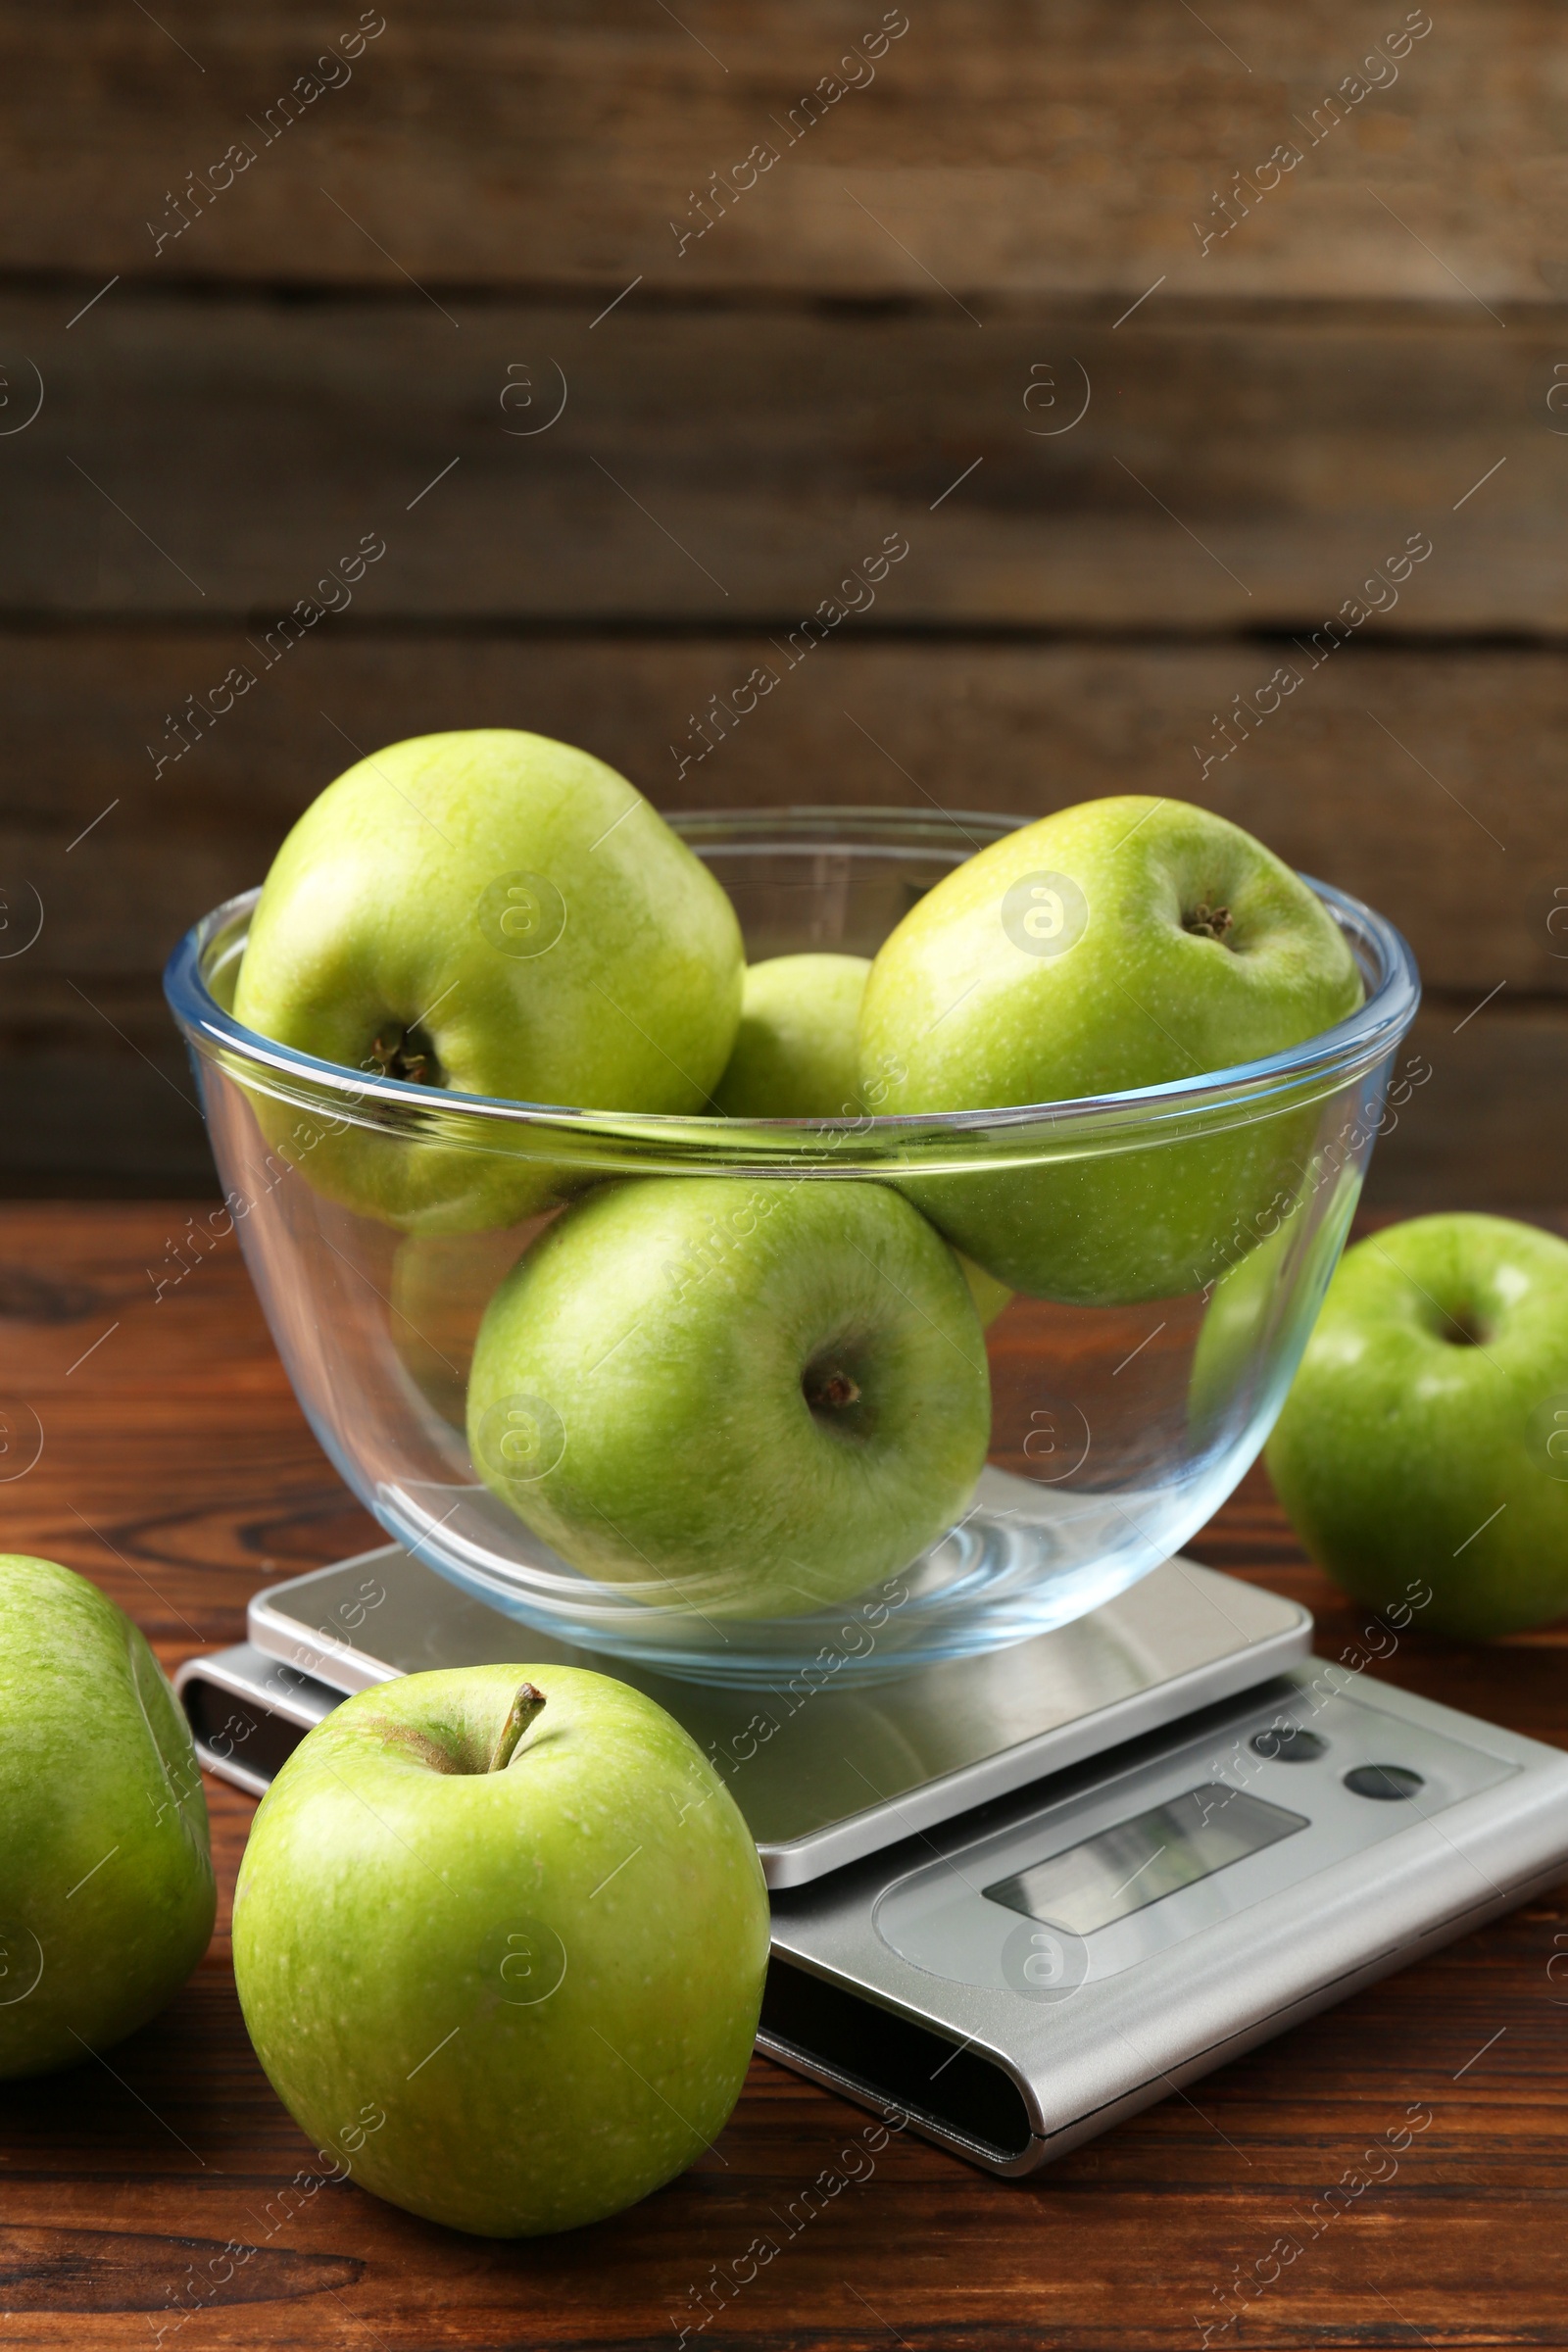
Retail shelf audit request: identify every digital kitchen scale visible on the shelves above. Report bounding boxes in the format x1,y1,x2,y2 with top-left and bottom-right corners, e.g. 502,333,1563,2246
176,1544,1568,2176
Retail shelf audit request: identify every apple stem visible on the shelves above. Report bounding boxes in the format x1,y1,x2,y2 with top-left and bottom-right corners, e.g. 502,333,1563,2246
488,1682,547,1772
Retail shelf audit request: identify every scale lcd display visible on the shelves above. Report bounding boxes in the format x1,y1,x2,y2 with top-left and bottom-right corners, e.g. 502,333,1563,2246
983,1783,1308,1936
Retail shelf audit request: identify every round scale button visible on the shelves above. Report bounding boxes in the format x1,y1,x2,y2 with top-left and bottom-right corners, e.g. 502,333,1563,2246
1344,1763,1424,1801
1250,1727,1327,1763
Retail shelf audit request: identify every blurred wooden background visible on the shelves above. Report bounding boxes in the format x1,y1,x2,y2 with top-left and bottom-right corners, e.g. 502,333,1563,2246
2,0,1561,1200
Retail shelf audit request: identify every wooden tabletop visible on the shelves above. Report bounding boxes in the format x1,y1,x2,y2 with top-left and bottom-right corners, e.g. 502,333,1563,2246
2,1200,1566,2351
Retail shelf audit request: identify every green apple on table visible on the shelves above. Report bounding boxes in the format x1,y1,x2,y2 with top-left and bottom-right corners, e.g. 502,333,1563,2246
232,1663,769,2237
0,1555,216,2079
467,1175,993,1617
858,797,1363,1306
233,730,744,1233
1267,1213,1568,1639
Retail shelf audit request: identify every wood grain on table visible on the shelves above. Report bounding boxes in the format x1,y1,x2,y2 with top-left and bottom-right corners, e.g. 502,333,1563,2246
1,1200,1565,2348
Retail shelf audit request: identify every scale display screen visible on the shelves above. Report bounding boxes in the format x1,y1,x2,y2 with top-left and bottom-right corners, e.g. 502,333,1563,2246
983,1783,1308,1936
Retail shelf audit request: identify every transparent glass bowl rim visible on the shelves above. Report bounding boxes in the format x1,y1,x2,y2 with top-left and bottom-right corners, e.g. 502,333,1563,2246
164,805,1421,1170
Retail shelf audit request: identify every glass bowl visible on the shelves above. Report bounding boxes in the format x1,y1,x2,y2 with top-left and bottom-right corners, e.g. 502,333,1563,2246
165,808,1419,1688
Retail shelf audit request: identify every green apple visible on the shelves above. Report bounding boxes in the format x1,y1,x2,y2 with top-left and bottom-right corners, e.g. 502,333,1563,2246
712,953,871,1117
233,730,744,1233
467,1176,992,1618
1267,1214,1568,1639
858,797,1363,1306
710,953,1012,1327
231,1664,768,2237
0,1555,216,2079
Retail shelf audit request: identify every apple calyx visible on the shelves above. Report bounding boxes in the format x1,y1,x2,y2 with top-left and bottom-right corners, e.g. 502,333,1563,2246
1182,902,1234,944
803,1362,862,1415
366,1021,443,1087
1438,1308,1492,1348
487,1682,548,1773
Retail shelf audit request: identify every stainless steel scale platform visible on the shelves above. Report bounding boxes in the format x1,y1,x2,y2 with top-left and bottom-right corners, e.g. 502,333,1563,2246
176,1544,1568,2176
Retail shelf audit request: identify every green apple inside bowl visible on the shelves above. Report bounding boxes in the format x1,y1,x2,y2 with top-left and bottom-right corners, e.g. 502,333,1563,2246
466,1174,993,1618
711,952,872,1119
230,731,744,1234
858,798,1364,1306
168,808,1418,1684
710,949,1012,1329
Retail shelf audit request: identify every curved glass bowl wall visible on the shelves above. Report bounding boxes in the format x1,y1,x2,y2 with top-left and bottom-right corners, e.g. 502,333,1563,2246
166,809,1419,1687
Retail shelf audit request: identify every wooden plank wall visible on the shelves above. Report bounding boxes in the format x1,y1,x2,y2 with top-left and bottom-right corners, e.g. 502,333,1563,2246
2,0,1561,1200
